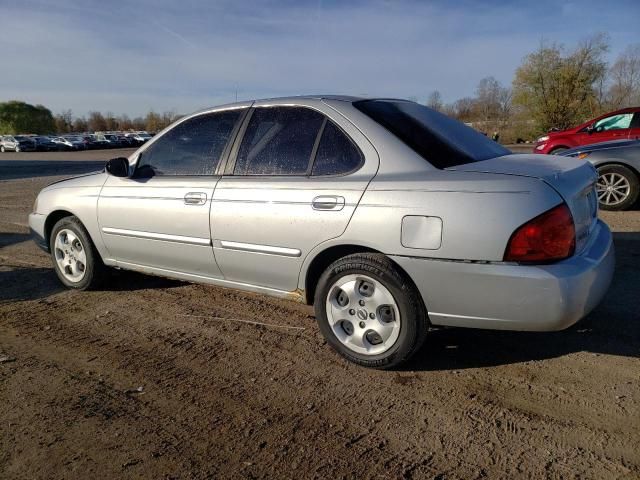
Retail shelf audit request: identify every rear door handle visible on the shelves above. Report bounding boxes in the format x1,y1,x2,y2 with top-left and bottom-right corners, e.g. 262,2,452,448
312,195,345,211
184,192,207,205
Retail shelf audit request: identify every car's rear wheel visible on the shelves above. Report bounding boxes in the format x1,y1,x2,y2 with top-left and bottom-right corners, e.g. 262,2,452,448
0,146,4,152
50,216,106,290
315,253,427,369
596,164,639,211
15,145,20,152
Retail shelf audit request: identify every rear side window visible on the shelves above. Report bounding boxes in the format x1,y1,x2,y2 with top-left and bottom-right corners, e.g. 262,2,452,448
312,121,363,176
234,107,325,175
354,100,509,169
135,109,242,177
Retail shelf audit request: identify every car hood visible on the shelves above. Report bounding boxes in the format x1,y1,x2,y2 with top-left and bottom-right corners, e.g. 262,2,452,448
43,170,107,190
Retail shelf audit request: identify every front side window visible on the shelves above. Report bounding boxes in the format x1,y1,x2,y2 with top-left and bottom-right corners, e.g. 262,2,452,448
234,107,325,175
312,121,363,176
593,113,633,132
135,109,243,177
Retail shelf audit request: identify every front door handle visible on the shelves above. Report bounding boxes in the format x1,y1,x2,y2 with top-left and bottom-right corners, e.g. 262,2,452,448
312,195,345,211
184,192,207,205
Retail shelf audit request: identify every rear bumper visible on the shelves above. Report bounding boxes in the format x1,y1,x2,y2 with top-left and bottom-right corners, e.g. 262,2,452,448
28,212,49,253
391,219,615,331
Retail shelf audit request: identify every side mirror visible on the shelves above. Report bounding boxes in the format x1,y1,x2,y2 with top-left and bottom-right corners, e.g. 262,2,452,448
586,124,595,134
105,157,130,177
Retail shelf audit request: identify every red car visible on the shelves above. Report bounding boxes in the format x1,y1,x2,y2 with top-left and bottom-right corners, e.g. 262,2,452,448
534,107,640,154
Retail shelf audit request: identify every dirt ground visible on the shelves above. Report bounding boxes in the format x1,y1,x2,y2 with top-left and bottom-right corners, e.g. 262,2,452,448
1,151,639,479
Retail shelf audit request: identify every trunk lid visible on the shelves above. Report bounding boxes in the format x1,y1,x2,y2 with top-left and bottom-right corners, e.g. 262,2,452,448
448,153,599,253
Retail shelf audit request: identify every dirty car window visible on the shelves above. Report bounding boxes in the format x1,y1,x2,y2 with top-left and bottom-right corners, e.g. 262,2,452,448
136,109,242,176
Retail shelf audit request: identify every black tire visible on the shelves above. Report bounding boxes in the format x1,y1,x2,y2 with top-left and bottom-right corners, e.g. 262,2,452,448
314,253,428,369
49,216,107,290
549,147,568,155
15,145,20,152
597,164,640,211
0,146,4,152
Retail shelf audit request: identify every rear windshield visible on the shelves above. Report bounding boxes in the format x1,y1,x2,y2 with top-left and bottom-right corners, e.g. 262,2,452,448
353,99,510,169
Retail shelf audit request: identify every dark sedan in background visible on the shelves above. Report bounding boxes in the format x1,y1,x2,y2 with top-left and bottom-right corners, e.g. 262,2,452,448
560,139,640,210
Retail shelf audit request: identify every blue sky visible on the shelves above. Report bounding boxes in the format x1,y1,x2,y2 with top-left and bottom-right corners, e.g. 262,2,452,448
0,0,638,117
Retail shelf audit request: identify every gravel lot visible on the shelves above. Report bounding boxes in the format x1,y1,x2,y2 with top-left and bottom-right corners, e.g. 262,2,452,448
1,150,638,479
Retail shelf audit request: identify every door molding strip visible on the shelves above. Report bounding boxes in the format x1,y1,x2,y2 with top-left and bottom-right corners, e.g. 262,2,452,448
102,227,211,246
216,239,301,257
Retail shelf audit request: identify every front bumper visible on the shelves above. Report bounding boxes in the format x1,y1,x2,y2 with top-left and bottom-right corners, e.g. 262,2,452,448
28,212,49,252
391,219,615,331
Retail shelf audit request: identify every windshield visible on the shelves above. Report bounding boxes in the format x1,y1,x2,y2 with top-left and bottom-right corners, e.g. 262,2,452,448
353,99,510,169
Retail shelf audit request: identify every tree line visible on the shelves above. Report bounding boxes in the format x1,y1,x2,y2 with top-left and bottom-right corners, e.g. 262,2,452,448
1,35,638,143
427,35,639,142
0,103,181,136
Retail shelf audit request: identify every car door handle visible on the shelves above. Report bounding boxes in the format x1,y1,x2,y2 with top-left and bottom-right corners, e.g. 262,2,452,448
184,192,207,205
312,195,345,211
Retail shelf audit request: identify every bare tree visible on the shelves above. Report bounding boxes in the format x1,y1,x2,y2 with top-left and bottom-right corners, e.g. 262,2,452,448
87,111,107,132
54,109,73,133
607,44,640,109
426,90,444,112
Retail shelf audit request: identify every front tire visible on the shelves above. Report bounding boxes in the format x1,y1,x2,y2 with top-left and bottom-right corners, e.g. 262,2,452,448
314,253,428,369
549,147,568,154
50,216,106,290
596,165,639,211
15,145,20,152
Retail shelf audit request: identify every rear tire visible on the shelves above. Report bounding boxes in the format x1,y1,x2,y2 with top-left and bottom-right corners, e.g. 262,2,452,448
314,253,428,369
0,146,4,152
50,216,107,290
596,164,639,211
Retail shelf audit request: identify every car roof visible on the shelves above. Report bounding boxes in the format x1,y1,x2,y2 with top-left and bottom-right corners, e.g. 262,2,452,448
188,95,411,118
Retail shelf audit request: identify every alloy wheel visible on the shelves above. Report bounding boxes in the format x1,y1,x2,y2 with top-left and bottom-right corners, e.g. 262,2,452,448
597,172,631,207
325,274,401,355
54,229,87,283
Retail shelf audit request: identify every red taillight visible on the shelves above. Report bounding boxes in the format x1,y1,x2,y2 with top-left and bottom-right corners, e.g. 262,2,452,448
504,204,575,263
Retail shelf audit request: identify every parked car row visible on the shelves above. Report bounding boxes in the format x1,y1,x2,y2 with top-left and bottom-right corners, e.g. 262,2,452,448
0,131,154,152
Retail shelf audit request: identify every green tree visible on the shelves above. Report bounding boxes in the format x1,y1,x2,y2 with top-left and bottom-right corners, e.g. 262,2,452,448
512,35,609,133
0,100,56,134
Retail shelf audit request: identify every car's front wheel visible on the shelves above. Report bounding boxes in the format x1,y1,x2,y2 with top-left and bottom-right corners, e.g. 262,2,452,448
596,164,639,211
315,253,428,369
15,145,20,152
549,147,568,155
50,216,106,290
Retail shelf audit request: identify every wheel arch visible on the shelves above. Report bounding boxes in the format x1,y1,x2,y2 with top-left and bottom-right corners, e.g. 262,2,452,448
44,210,105,262
594,160,640,180
302,243,418,306
44,209,76,244
549,145,571,154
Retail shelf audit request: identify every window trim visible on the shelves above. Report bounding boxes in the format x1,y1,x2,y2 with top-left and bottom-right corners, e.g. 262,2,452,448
225,105,365,178
131,107,248,179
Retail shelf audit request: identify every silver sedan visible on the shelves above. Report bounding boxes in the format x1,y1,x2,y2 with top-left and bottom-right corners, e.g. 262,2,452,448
29,96,615,368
